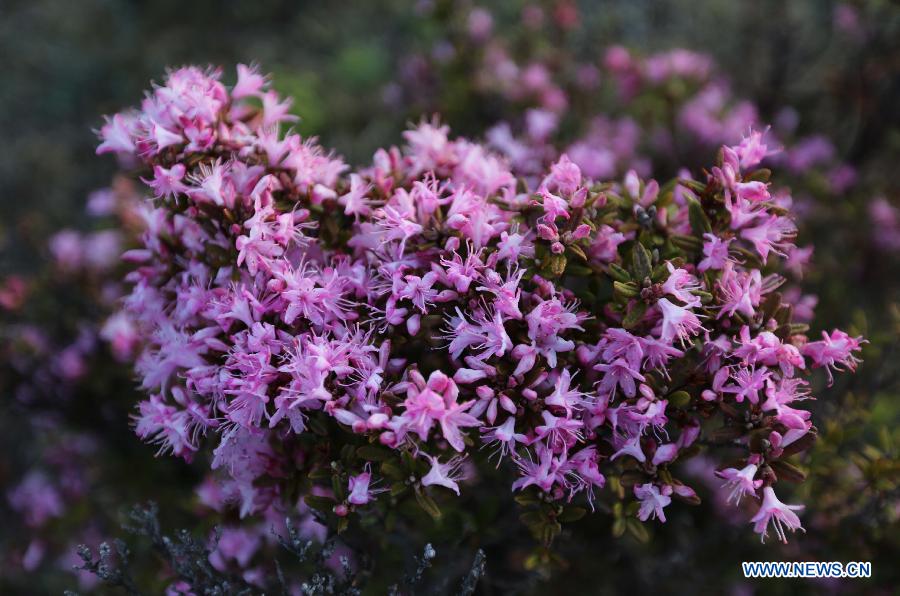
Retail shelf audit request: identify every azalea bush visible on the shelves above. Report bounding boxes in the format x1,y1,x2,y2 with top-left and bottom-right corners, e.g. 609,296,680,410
1,2,898,593
94,64,864,557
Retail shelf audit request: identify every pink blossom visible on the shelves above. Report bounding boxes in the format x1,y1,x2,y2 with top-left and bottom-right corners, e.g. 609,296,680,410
751,487,805,543
802,329,865,383
634,483,671,522
421,454,467,495
716,463,762,505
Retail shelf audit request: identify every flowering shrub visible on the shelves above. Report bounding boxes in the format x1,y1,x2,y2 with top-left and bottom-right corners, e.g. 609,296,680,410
96,64,864,549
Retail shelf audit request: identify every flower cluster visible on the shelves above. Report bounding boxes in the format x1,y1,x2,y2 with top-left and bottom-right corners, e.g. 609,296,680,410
99,65,863,544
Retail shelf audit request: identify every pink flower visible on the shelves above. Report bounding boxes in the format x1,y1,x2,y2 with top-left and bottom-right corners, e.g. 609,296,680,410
398,370,479,452
545,154,582,195
652,443,679,466
525,297,584,367
481,417,525,464
589,225,626,263
96,113,136,154
802,329,865,384
656,298,704,345
260,90,298,128
233,63,267,99
634,483,671,522
348,465,384,506
751,487,805,543
421,454,467,495
661,263,701,306
740,214,796,261
698,233,731,272
735,129,777,169
142,164,188,198
512,445,561,493
544,369,585,416
716,463,762,505
536,187,570,221
150,121,183,153
716,262,761,319
7,472,64,527
595,357,646,399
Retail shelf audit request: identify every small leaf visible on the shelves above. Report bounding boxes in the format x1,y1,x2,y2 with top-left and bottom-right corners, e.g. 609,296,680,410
414,489,442,520
612,517,627,538
613,281,640,299
542,253,567,277
781,432,817,457
760,292,782,320
304,495,336,512
619,470,645,487
789,323,810,335
671,233,702,251
680,179,707,193
566,264,594,276
542,521,562,546
514,492,541,507
332,475,346,501
567,243,587,261
308,467,332,480
631,242,652,281
380,461,405,480
608,263,632,283
357,445,392,461
668,390,691,408
626,518,650,543
622,302,648,330
770,460,808,483
558,507,587,523
520,511,544,528
687,197,712,235
745,168,771,182
710,425,743,441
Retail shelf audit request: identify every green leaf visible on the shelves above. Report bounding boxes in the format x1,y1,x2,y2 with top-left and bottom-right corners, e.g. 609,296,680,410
613,281,640,299
308,467,332,480
631,242,652,281
357,445,392,461
514,492,541,507
566,264,594,276
670,233,702,251
626,518,650,543
612,517,627,538
680,179,707,193
332,475,346,501
608,263,632,283
304,495,336,512
414,489,442,520
380,461,405,480
567,243,587,261
770,460,808,483
687,197,712,235
668,390,691,408
520,511,544,529
790,323,810,335
558,507,587,523
622,302,648,330
745,168,771,182
542,253,567,277
542,521,562,546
